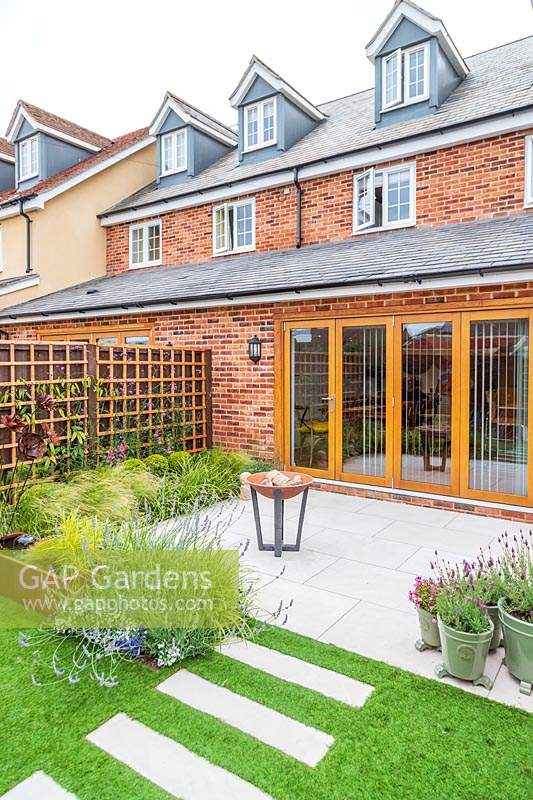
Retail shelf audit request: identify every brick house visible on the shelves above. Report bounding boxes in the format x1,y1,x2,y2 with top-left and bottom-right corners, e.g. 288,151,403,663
1,1,533,520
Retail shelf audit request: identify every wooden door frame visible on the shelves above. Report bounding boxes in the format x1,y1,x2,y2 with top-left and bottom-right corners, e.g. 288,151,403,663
459,308,533,507
392,312,461,496
335,316,394,487
282,319,336,479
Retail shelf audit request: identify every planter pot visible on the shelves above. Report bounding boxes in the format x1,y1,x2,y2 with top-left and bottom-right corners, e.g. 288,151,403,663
486,604,503,651
435,616,494,689
0,531,35,550
415,608,441,652
498,598,533,696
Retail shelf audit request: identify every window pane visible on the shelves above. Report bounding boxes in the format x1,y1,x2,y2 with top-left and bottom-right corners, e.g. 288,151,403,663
342,326,387,477
387,169,411,223
469,319,529,497
175,131,185,169
263,100,274,142
30,137,38,173
125,335,149,345
131,228,144,264
408,48,425,99
356,172,373,228
163,135,173,172
97,337,119,344
290,327,330,470
148,224,160,261
385,53,399,105
214,207,226,251
401,321,453,487
235,203,253,247
247,106,258,147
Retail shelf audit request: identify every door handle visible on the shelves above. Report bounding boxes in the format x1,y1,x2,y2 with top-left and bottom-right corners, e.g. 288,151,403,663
321,395,336,411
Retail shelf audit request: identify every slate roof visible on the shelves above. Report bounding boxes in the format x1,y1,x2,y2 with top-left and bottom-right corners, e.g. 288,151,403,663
0,127,150,206
165,92,237,142
0,137,14,159
2,213,532,321
7,100,111,150
102,36,533,217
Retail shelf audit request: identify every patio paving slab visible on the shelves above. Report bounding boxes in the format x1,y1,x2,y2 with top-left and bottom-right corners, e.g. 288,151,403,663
396,546,477,576
443,514,530,535
1,772,76,800
158,670,333,767
356,499,461,527
374,519,495,553
307,558,416,614
305,528,418,569
87,713,273,800
219,639,374,708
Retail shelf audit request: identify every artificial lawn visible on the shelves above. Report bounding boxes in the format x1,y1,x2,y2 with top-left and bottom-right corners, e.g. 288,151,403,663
1,624,532,800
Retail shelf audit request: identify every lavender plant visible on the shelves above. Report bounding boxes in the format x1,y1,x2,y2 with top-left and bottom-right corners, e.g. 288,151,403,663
435,584,492,634
497,531,533,623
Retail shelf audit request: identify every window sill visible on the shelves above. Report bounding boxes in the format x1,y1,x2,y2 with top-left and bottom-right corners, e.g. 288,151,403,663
242,142,277,154
160,167,187,177
212,246,256,258
381,95,428,113
128,260,162,270
352,221,416,236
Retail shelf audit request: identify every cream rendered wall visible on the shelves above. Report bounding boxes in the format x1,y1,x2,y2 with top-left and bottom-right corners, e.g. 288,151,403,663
0,141,156,308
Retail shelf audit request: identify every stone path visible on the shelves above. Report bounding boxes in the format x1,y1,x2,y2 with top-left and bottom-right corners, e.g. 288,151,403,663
158,669,333,767
1,772,76,799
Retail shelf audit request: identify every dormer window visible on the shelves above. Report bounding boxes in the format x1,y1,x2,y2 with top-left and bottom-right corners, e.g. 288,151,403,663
19,136,39,181
244,99,276,152
161,129,187,176
382,43,429,111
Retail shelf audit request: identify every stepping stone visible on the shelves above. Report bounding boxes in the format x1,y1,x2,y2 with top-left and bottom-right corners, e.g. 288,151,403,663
88,713,272,800
158,670,333,767
220,639,374,708
1,772,76,799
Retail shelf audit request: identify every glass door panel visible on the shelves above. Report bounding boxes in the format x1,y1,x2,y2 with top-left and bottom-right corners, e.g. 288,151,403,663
337,320,392,485
284,322,335,477
466,317,529,499
394,316,459,493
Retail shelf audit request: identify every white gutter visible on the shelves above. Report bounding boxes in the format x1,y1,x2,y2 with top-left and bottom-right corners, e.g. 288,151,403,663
2,268,532,325
0,136,156,221
99,107,533,227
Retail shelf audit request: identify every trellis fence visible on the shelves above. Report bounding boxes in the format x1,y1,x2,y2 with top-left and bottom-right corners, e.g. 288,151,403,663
0,340,212,475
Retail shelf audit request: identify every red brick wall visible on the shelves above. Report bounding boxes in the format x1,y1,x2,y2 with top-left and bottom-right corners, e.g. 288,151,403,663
106,129,533,273
7,280,533,460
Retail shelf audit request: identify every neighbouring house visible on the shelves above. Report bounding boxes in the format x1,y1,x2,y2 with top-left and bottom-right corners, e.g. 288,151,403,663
0,100,157,307
1,1,533,519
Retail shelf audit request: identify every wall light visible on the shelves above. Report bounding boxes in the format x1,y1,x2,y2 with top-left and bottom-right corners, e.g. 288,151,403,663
248,335,262,363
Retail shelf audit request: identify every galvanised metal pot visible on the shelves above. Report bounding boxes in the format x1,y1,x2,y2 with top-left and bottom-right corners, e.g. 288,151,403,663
436,616,494,688
415,607,441,651
498,598,533,696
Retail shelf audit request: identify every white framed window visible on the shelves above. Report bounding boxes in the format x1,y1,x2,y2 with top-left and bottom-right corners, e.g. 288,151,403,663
18,136,39,181
129,220,161,268
212,199,255,255
525,135,533,207
160,129,187,176
353,163,416,233
382,42,429,111
244,98,277,152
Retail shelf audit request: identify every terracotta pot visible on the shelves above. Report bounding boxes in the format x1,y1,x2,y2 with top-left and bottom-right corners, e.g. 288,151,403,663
246,471,314,500
499,598,533,696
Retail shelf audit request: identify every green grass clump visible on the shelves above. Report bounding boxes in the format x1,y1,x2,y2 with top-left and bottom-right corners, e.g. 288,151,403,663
1,621,531,800
143,454,169,476
13,465,160,537
167,450,191,473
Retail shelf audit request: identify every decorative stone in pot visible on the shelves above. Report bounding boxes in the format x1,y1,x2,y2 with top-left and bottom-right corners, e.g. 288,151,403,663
435,616,494,689
0,532,35,550
498,598,533,696
415,608,441,652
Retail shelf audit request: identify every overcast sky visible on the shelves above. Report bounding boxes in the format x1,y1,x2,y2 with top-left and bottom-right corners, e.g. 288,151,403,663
1,0,532,139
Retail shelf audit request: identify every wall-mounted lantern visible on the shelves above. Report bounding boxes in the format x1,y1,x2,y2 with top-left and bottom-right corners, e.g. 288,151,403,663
248,335,262,363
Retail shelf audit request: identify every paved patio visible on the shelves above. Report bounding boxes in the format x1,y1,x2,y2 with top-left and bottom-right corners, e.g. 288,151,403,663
217,489,533,713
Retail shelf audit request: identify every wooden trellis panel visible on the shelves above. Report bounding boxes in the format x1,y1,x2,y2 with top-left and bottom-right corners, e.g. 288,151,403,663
0,341,212,475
